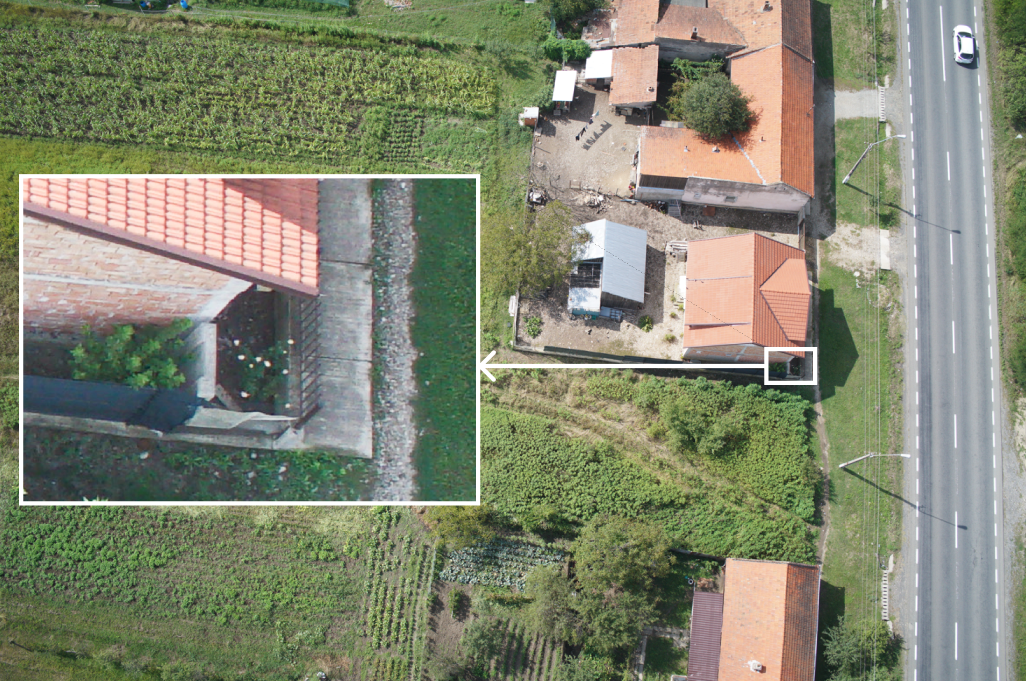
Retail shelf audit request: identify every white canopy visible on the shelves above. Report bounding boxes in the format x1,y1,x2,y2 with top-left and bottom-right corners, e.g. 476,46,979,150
569,287,602,312
585,50,614,80
552,70,577,102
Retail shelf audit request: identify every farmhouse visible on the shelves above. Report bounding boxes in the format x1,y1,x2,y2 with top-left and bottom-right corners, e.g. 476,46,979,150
584,0,815,214
22,176,373,456
680,233,809,363
568,219,648,317
688,558,821,681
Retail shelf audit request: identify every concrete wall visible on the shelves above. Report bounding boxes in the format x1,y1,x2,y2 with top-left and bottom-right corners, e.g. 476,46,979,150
655,38,742,63
683,342,801,363
23,216,251,334
636,178,810,213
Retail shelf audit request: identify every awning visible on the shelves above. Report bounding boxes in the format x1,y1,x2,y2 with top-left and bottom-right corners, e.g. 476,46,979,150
552,70,577,102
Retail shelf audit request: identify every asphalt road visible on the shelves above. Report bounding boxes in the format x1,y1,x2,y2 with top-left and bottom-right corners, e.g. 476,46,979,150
902,0,1007,679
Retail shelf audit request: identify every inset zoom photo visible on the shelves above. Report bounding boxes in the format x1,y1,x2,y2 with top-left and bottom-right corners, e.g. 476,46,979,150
20,175,476,503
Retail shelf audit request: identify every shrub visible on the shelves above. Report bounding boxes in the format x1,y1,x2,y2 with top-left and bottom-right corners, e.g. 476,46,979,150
663,333,677,344
0,383,16,430
669,72,754,138
646,421,667,440
525,316,543,338
550,0,606,23
638,316,654,332
448,590,466,618
234,339,292,402
542,35,593,63
70,318,192,389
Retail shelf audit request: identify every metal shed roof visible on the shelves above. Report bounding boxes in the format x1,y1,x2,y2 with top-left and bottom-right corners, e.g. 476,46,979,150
585,50,614,79
688,592,725,681
553,70,577,102
569,286,602,312
575,219,647,303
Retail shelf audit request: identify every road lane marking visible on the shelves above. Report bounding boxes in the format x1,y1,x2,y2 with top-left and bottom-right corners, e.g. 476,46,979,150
917,369,919,383
996,524,999,538
988,243,991,257
998,618,1001,632
951,233,954,263
998,593,1000,608
994,411,996,425
948,151,951,180
996,499,998,514
912,147,915,160
956,512,958,547
955,622,958,660
916,525,919,540
915,305,918,319
955,413,958,445
916,413,919,427
908,40,911,52
941,6,947,81
995,478,997,492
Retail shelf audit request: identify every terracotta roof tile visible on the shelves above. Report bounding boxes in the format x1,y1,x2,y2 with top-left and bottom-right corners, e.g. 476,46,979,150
611,0,659,45
681,233,809,351
22,177,320,292
640,127,763,185
708,0,812,59
718,558,820,681
655,4,746,46
610,45,660,106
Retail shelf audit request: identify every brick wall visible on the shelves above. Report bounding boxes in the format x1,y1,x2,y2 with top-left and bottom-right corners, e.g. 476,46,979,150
24,216,247,334
682,343,802,363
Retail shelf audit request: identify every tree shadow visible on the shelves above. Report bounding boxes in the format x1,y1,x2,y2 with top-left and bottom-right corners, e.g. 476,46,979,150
816,289,859,400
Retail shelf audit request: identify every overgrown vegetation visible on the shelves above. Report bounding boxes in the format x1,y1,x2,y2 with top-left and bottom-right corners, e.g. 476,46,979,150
482,372,818,562
820,616,902,681
70,319,193,389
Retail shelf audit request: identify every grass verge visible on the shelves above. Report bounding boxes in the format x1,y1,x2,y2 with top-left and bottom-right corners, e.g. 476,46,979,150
834,119,904,229
411,179,477,501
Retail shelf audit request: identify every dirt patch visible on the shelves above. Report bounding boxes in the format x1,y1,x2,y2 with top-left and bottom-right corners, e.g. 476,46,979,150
423,582,471,668
822,221,884,274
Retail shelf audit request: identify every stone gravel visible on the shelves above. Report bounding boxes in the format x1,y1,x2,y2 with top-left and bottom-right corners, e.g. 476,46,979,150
370,180,418,500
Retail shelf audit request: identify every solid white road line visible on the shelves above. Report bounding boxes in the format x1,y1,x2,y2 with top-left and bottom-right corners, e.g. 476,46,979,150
951,233,954,263
948,151,951,180
941,6,947,81
955,622,958,660
955,413,958,446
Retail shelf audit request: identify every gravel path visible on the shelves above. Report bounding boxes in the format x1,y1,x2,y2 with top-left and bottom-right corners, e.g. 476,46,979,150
370,180,419,500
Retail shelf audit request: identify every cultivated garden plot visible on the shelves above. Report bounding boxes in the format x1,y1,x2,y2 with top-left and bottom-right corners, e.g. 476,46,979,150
440,539,567,591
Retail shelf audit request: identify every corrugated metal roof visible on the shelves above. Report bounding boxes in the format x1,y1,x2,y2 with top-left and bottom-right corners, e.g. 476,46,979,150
575,220,647,303
689,592,725,681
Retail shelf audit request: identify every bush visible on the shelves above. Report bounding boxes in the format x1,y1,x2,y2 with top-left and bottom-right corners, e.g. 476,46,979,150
550,0,605,23
525,316,543,338
0,383,16,430
1002,49,1026,130
70,318,192,389
669,72,754,138
996,0,1026,48
448,591,466,618
542,35,593,63
638,315,654,332
234,339,292,402
663,333,677,344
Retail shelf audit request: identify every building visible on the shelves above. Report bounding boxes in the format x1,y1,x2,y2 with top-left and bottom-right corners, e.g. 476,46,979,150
568,219,648,316
688,558,821,681
680,233,809,363
21,176,373,455
585,0,815,214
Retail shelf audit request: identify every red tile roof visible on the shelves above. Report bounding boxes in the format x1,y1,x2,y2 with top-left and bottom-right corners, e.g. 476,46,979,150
640,126,763,186
23,177,320,294
610,45,661,105
612,0,659,45
708,0,813,59
655,4,746,46
680,233,809,351
718,558,820,681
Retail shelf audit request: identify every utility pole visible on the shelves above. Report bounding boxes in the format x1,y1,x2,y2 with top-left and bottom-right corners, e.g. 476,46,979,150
843,135,907,184
838,452,911,469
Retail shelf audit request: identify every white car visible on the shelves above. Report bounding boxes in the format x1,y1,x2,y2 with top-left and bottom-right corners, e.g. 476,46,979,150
953,25,976,64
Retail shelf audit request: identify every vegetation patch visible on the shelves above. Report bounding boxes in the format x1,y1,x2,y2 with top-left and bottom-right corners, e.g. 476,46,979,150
70,319,193,389
439,538,567,590
411,178,476,501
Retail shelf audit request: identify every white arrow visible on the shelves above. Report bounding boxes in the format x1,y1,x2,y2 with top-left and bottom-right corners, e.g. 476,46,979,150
479,350,766,382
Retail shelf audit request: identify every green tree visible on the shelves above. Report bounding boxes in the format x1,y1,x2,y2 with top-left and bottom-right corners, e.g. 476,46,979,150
821,616,902,681
542,35,593,63
524,564,582,643
667,72,754,138
550,0,606,22
481,201,590,297
425,505,497,549
575,588,658,656
572,515,673,594
461,616,506,660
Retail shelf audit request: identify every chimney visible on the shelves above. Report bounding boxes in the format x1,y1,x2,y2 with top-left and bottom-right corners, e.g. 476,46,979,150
749,661,764,673
691,26,699,39
684,146,689,152
762,0,772,10
712,146,720,152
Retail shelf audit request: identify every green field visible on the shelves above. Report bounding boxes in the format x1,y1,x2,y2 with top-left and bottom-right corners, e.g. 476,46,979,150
0,502,435,680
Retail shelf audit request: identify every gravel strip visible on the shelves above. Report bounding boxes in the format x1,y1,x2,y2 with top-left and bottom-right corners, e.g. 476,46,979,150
371,180,418,500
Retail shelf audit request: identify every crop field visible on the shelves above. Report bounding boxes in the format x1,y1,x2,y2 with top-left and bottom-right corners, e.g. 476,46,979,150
440,538,566,590
481,618,563,681
0,23,496,164
0,498,435,680
481,370,819,563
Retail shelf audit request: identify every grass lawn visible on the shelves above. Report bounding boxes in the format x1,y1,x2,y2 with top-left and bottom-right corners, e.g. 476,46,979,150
643,636,688,681
812,0,896,90
815,258,904,652
833,119,905,229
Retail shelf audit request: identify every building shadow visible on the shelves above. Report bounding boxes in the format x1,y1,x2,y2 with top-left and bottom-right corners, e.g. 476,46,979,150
816,288,858,400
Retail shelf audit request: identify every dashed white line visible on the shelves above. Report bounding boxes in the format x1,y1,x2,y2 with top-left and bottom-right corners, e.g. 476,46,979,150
954,412,958,445
956,512,959,547
955,622,958,660
948,151,951,180
998,618,1001,633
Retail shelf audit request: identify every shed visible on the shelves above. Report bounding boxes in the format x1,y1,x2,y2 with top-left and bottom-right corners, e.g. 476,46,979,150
585,49,614,82
567,219,647,312
519,106,540,127
552,69,577,102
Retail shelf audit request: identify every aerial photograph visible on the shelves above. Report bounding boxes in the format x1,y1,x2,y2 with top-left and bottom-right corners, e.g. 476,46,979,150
0,0,1024,674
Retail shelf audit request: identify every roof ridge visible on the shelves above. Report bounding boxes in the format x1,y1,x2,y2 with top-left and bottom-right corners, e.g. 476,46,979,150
731,134,766,184
782,41,815,64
